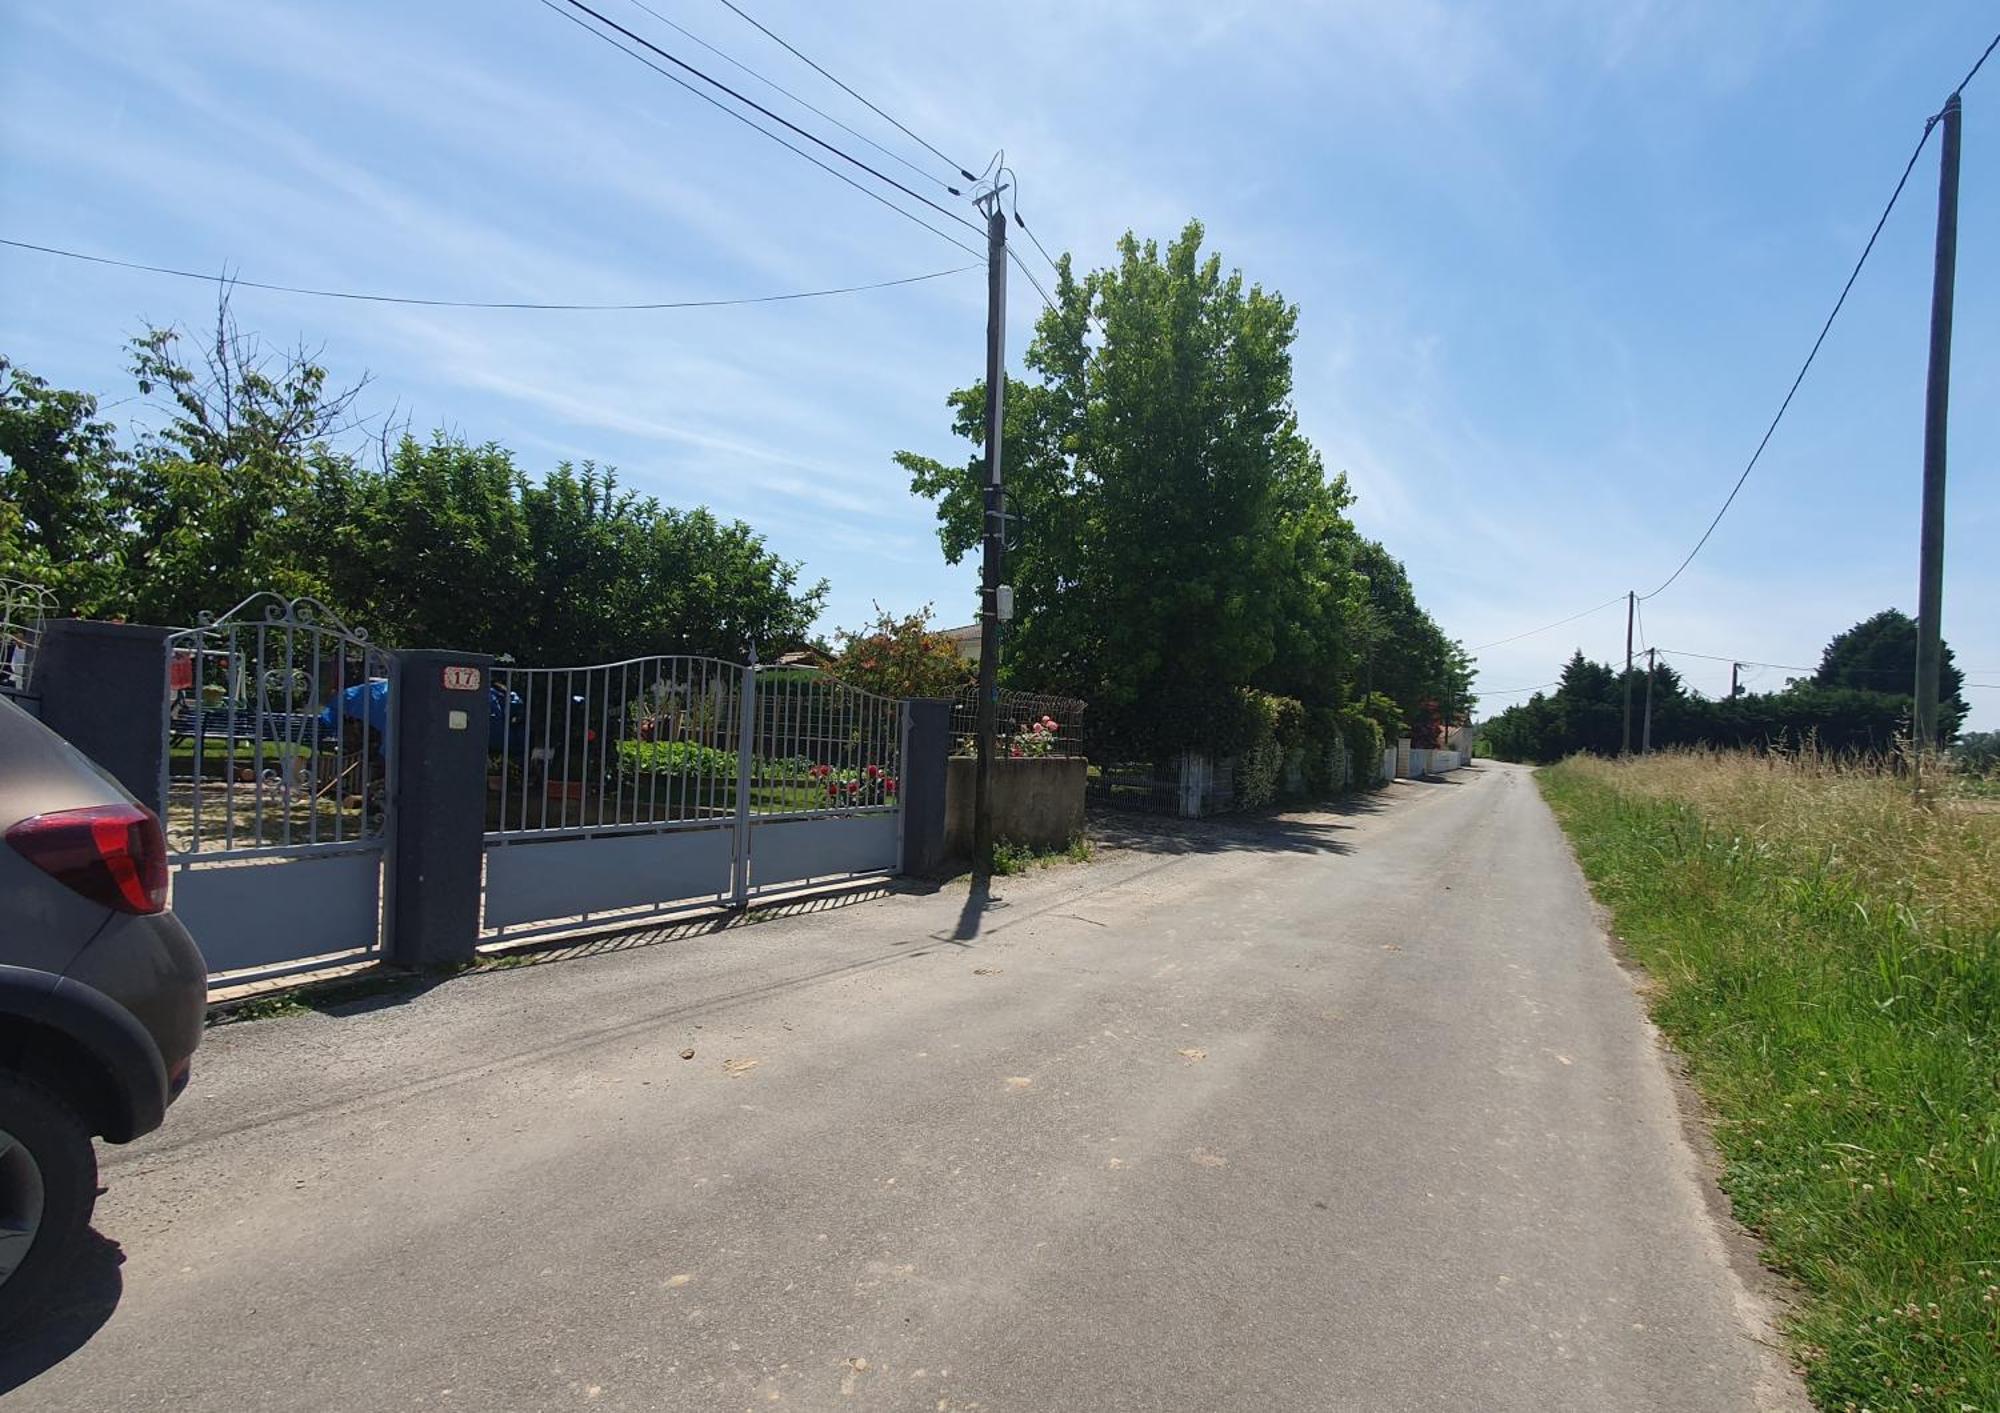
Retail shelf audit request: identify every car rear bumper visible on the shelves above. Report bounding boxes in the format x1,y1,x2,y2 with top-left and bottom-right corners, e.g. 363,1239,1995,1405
61,910,207,1130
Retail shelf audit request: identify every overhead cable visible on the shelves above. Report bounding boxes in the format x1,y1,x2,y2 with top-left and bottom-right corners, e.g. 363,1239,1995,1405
1,236,977,310
620,0,961,194
549,0,982,238
1640,30,2000,601
712,0,979,183
536,0,983,261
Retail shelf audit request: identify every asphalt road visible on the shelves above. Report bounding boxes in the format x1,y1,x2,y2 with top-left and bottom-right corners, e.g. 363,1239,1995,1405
7,763,1809,1411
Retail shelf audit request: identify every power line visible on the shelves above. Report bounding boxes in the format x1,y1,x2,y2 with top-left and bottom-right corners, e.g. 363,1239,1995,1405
1,236,976,310
619,0,960,194
1655,646,1965,683
1639,32,2000,602
1468,596,1625,652
536,0,984,262
1007,243,1058,314
711,0,978,184
548,0,983,239
1953,29,1999,95
1475,681,1560,697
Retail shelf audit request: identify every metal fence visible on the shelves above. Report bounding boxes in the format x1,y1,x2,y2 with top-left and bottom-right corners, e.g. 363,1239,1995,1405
486,659,903,839
950,686,1087,758
163,596,393,855
0,576,51,701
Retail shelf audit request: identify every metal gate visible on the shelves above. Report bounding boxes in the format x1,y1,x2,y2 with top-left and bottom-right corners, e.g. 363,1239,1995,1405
480,657,903,946
162,595,395,983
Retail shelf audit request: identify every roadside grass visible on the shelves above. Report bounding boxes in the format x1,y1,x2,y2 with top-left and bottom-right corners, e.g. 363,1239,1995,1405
991,835,1093,876
1539,751,2000,1411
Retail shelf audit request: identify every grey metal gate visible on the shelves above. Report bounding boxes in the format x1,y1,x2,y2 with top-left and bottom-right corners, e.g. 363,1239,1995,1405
479,657,904,946
161,595,395,983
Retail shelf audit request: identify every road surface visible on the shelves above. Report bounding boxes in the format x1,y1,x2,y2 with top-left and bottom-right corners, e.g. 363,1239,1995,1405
7,762,1807,1411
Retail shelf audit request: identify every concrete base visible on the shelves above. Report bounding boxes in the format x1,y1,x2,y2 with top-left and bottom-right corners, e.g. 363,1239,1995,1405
944,756,1087,858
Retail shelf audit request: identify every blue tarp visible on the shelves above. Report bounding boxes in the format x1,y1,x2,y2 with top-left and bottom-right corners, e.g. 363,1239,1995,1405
320,681,533,753
319,679,392,734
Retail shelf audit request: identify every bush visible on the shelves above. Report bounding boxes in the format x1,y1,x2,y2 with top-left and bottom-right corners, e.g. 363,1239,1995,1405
1233,689,1299,809
1338,707,1386,789
616,738,737,780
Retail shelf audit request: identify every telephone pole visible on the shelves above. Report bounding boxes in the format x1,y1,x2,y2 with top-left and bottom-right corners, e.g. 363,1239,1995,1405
972,192,1008,874
1914,91,1961,755
1621,591,1635,755
1730,661,1741,698
1641,647,1657,755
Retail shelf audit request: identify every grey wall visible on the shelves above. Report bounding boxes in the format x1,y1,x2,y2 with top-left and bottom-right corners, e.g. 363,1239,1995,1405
37,619,171,817
944,757,1088,858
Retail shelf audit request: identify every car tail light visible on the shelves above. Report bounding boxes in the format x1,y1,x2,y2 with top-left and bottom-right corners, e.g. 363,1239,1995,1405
5,803,169,915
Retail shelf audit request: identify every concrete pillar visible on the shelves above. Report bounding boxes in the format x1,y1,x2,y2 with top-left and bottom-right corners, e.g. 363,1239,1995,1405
899,698,951,878
386,649,495,970
37,619,172,817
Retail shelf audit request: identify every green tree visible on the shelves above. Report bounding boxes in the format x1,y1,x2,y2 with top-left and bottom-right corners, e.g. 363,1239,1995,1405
0,357,131,613
120,296,366,624
898,221,1401,757
1813,608,1966,741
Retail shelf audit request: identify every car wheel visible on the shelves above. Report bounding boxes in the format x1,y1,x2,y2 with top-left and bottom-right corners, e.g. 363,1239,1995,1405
0,1073,98,1328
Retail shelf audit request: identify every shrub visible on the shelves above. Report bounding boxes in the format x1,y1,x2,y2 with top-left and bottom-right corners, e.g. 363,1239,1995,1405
1234,689,1299,809
616,738,737,780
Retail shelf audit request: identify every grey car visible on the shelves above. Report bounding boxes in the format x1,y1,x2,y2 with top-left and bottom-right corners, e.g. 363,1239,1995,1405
0,695,207,1325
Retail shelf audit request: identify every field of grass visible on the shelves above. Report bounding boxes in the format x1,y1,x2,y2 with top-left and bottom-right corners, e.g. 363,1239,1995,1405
1539,752,1999,1411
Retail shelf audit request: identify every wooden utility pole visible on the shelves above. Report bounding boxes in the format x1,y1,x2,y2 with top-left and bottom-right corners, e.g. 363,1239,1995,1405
1730,661,1741,698
972,194,1008,874
1621,591,1635,755
1641,647,1657,755
1914,91,1961,755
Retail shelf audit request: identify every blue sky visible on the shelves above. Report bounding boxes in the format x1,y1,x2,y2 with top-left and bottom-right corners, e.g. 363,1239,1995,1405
3,1,1996,726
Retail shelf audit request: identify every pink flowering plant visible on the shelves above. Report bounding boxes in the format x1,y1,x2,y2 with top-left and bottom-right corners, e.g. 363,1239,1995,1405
1011,715,1060,758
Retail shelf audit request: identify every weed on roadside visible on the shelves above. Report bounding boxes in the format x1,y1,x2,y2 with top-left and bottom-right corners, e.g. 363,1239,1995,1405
1540,750,2000,1410
991,835,1093,876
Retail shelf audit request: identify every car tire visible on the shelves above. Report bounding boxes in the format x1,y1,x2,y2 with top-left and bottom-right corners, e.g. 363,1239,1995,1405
0,1072,99,1329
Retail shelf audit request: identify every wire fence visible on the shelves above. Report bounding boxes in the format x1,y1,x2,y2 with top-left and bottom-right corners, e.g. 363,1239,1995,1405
950,686,1088,759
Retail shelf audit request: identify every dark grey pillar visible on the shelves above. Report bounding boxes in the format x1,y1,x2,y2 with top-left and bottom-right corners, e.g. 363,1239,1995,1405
386,649,495,970
900,697,951,878
37,619,171,817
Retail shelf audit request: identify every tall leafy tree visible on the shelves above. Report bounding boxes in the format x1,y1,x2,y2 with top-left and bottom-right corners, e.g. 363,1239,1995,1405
899,221,1445,755
120,295,366,624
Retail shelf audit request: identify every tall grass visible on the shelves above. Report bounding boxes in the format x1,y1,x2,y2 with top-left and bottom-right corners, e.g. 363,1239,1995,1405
1540,750,2000,1412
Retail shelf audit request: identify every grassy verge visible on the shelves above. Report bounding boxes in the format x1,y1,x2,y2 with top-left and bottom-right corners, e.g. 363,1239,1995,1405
991,835,1093,876
1539,753,1999,1411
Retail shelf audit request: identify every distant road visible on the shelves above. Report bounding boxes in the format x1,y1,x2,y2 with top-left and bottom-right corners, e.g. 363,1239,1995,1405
10,762,1807,1411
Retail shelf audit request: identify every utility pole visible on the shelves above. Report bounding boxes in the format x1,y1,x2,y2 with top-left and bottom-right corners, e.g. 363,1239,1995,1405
1621,591,1635,755
1730,661,1741,699
972,192,1008,875
1641,647,1657,755
1914,91,1961,757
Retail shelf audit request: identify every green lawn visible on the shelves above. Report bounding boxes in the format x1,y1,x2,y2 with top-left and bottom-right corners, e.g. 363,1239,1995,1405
1540,754,1999,1411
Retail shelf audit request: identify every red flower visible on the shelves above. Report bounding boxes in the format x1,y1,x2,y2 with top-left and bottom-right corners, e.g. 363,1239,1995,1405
865,764,881,779
884,778,897,795
585,728,597,743
825,781,840,797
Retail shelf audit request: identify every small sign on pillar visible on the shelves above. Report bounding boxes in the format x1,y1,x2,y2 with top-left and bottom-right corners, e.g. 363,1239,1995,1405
441,664,483,692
